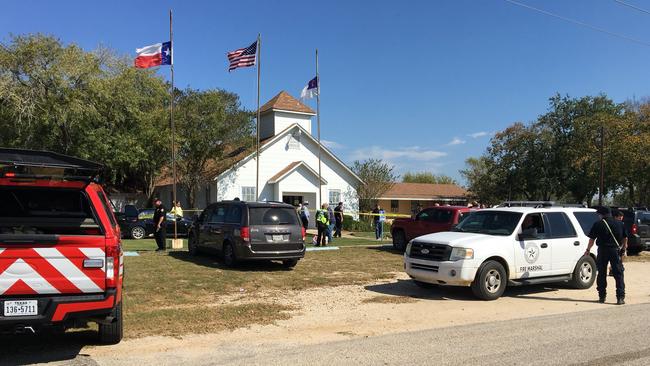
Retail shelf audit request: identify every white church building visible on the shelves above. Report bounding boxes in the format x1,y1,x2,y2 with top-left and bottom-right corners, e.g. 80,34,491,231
156,91,363,215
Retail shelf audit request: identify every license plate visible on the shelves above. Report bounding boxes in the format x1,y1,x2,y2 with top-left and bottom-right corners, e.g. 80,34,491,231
272,235,283,241
4,300,38,317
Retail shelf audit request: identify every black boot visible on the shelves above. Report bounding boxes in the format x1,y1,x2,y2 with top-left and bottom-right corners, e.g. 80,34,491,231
617,297,625,305
598,295,606,303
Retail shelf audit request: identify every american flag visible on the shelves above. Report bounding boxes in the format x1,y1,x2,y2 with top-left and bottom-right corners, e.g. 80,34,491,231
227,41,257,71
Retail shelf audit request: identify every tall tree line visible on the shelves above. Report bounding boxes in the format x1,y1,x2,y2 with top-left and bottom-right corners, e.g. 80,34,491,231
0,34,252,204
461,94,650,206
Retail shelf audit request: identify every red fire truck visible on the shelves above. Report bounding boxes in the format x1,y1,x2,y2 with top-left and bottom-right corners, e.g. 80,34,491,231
0,149,123,344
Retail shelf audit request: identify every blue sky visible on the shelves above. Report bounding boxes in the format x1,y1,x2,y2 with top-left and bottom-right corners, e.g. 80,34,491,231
3,0,650,184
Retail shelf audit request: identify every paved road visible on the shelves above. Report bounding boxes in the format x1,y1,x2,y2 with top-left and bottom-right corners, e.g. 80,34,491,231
14,302,643,366
168,303,650,366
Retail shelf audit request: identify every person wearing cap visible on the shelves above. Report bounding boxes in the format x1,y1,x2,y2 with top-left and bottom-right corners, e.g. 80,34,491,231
152,198,167,252
584,206,626,305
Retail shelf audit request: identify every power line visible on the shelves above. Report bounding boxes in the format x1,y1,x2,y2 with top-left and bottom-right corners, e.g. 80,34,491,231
503,0,650,47
614,0,650,16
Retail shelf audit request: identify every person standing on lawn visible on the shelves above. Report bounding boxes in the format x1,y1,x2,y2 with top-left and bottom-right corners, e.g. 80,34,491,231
170,200,183,218
153,198,167,251
300,201,310,230
372,204,385,241
334,202,344,238
315,203,330,247
327,203,335,243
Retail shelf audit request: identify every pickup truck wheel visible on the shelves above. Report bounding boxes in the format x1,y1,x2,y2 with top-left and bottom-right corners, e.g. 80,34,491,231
569,255,596,289
223,242,237,267
471,260,507,300
130,226,146,240
98,302,123,345
393,230,407,251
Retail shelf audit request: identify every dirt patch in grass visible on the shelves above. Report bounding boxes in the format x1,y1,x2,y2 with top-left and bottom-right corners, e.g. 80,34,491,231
121,246,403,338
361,295,418,304
124,303,294,338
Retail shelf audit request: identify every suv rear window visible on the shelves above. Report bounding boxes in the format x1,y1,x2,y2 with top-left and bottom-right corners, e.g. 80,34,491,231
640,212,650,225
418,209,453,223
0,186,101,235
249,207,299,226
572,211,599,236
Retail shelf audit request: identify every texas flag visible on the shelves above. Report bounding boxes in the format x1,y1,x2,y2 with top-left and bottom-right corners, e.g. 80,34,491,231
135,41,172,68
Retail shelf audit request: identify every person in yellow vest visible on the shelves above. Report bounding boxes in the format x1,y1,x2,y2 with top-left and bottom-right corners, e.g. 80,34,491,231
170,201,183,218
315,203,330,247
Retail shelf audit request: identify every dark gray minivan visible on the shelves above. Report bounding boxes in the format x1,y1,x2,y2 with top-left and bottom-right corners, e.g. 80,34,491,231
188,201,306,268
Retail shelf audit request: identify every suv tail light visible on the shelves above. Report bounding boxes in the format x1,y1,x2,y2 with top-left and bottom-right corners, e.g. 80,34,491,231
301,227,306,242
632,224,638,235
240,226,250,242
105,244,122,288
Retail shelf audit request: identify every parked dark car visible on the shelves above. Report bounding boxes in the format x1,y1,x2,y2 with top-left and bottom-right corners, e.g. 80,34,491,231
188,201,306,268
116,204,192,239
621,209,650,255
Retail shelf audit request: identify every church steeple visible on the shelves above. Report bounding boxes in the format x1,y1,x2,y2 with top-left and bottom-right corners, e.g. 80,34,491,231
259,91,316,140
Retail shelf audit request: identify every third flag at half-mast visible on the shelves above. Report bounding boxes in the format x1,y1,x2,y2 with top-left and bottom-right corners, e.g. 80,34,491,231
135,42,172,68
227,41,257,71
301,76,319,99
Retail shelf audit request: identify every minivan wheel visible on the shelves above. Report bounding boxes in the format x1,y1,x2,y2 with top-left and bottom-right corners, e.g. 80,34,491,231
393,230,407,252
223,242,237,267
282,259,298,269
471,260,507,300
130,226,146,240
569,255,596,289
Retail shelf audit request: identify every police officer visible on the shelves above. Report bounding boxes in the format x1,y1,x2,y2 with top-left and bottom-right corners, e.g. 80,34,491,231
584,206,626,305
153,198,167,252
315,203,330,247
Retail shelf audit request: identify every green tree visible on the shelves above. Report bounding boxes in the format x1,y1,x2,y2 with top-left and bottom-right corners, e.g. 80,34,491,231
402,172,458,185
0,34,171,196
175,88,253,208
351,159,397,214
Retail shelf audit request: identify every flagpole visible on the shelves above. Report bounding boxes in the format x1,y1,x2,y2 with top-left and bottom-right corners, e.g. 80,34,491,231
316,48,322,207
170,9,178,241
256,33,261,201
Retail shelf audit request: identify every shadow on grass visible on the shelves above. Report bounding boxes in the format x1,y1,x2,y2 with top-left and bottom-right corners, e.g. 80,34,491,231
168,250,297,272
366,278,598,303
0,329,99,365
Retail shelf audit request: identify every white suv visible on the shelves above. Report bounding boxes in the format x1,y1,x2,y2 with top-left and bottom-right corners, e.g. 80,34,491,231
404,206,600,300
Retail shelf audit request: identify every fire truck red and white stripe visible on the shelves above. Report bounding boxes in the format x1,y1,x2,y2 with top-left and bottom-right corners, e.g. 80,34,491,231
0,247,108,295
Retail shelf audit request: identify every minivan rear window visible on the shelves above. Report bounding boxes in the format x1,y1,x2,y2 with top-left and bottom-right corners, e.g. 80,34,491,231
572,211,600,236
249,207,300,226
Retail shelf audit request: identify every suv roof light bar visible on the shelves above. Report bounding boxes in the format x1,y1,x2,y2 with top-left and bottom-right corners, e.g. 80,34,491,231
0,148,103,181
499,201,587,208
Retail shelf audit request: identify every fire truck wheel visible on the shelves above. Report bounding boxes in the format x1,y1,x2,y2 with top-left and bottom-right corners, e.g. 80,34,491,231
99,302,123,345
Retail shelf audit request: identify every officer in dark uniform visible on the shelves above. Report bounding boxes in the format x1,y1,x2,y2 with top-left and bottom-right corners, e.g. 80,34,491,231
152,198,167,251
584,206,626,304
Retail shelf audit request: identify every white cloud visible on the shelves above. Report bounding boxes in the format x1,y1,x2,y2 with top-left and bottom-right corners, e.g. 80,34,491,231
446,137,466,146
350,146,447,162
321,140,345,149
468,131,490,138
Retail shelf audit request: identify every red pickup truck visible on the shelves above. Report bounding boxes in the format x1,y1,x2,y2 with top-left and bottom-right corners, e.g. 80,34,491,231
391,206,474,251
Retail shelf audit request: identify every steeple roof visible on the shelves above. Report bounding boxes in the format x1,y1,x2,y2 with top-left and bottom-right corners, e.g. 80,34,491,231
260,91,315,115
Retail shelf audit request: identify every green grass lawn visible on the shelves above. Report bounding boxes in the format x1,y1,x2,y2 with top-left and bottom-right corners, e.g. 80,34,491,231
120,239,404,338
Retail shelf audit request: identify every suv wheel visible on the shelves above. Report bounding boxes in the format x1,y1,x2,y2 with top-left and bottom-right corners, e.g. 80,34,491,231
130,226,146,240
471,260,507,300
223,242,237,267
188,234,199,256
282,259,299,269
98,302,123,344
569,255,596,289
393,230,407,251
